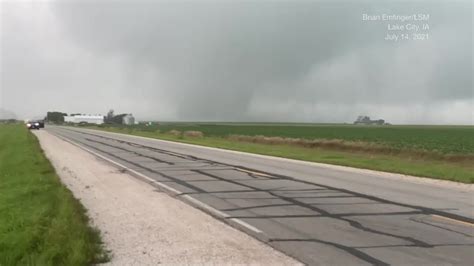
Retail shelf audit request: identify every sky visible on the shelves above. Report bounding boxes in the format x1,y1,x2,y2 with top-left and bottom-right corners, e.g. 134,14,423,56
0,0,472,124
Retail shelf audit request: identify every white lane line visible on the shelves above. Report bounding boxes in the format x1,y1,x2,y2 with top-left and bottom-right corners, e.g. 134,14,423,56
230,218,264,234
181,196,263,234
180,195,262,233
182,195,263,234
54,133,183,194
181,195,230,218
52,130,264,235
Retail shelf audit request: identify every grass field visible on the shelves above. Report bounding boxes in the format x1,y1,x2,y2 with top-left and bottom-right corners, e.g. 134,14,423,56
0,124,108,265
81,122,474,183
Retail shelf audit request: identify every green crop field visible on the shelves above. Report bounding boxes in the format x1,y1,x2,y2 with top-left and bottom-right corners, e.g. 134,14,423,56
83,122,474,183
0,124,108,265
117,123,474,155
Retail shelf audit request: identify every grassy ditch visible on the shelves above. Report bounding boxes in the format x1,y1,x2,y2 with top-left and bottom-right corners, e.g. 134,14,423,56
0,124,108,265
80,125,473,183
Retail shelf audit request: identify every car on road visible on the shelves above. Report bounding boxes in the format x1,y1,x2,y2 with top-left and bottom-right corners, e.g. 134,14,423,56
26,121,41,130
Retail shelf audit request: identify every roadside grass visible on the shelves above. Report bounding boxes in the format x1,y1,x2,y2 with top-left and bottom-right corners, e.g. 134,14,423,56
82,125,474,183
0,124,109,265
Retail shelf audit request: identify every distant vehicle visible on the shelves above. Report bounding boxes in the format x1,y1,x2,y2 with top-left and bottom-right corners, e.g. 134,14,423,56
26,121,41,130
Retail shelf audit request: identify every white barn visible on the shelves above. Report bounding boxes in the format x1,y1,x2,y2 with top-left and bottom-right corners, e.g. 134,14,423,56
65,115,104,125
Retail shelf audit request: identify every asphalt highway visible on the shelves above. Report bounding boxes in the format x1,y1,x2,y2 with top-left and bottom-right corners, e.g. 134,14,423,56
47,126,474,265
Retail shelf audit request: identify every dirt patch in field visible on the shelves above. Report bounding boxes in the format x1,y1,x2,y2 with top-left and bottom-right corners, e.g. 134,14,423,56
184,130,204,138
34,130,299,265
167,129,182,136
227,134,474,162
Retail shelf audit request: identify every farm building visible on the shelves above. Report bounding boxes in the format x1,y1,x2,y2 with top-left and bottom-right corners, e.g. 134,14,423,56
354,116,387,125
64,114,104,124
122,114,135,125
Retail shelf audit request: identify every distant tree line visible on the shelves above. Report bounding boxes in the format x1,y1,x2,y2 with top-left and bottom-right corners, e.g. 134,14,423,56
45,111,67,123
0,119,18,124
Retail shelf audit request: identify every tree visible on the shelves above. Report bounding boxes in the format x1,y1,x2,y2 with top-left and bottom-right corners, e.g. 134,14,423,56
46,111,67,123
105,109,114,123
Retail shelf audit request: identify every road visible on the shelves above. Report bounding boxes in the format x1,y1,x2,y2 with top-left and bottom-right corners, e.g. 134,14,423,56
47,126,474,265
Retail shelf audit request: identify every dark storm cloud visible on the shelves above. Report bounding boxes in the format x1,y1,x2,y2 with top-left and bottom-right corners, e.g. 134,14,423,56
1,0,472,123
53,1,368,120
